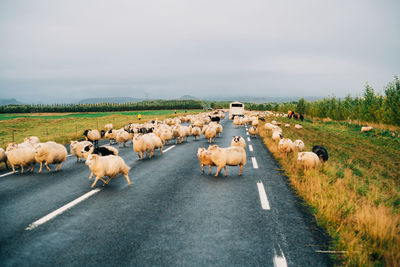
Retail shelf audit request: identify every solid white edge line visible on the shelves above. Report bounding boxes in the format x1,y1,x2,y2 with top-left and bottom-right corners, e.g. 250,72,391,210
247,137,251,142
257,182,270,210
0,171,17,178
251,157,258,169
67,154,73,157
26,188,102,231
162,145,176,153
249,145,253,152
273,245,288,267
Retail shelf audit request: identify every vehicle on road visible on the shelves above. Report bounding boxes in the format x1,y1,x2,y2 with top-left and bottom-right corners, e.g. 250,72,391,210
229,101,244,119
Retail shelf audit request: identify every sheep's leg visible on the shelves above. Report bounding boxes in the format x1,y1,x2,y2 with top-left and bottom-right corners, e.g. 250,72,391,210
124,174,131,185
76,157,79,163
160,147,164,155
140,152,143,160
20,165,24,174
215,166,223,177
208,165,212,175
11,164,15,173
224,167,228,177
91,176,101,188
149,150,154,159
201,164,204,173
5,161,8,169
89,172,93,180
45,162,51,171
239,165,243,175
38,162,43,173
104,177,112,185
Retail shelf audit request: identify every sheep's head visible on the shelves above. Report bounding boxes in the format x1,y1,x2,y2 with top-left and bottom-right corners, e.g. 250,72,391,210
83,129,90,136
100,130,106,137
207,145,219,151
85,154,98,166
81,144,94,154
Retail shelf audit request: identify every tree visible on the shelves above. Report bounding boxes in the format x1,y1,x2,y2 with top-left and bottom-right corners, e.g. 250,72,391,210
296,98,306,114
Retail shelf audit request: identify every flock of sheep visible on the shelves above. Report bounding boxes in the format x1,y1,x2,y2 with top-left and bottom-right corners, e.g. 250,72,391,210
0,110,231,188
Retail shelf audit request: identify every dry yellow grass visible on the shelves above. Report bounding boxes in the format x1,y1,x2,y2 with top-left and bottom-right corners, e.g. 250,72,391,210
259,117,400,266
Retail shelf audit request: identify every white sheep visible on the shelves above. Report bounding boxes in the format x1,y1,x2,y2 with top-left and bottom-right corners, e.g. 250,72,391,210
207,145,247,176
294,124,303,129
5,145,36,173
133,134,155,160
278,138,295,155
205,125,217,143
23,136,40,145
248,126,258,137
272,131,283,142
294,140,305,152
297,152,320,169
34,142,68,173
230,136,246,149
0,148,8,169
83,129,102,146
104,123,113,131
361,126,373,132
190,126,202,140
70,140,92,162
85,154,131,188
285,124,290,128
197,147,215,175
116,130,131,147
148,133,164,156
215,124,223,137
264,123,274,130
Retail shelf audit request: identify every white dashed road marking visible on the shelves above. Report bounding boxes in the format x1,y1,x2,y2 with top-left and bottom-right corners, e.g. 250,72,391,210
249,145,253,151
0,171,17,178
257,181,270,210
251,157,258,169
26,189,102,231
162,145,176,153
247,137,251,142
273,245,288,267
246,132,249,135
67,154,73,157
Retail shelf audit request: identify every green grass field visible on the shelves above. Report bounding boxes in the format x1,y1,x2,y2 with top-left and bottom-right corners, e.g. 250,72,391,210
259,117,400,266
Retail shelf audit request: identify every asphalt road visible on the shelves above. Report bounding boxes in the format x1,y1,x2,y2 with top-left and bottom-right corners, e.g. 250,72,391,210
0,116,333,266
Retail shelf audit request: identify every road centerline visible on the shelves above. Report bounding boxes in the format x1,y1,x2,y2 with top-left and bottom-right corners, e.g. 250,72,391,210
251,157,258,169
26,188,102,231
257,181,270,210
162,145,176,153
0,171,17,178
249,145,253,152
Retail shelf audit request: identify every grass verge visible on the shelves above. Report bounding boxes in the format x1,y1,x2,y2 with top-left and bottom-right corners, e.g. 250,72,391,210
259,117,400,266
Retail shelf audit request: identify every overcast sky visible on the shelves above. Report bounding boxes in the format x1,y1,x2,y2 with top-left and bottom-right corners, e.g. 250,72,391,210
0,0,399,103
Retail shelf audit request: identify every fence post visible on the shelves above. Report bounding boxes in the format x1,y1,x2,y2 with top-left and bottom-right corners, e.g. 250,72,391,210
46,128,49,138
75,124,78,137
97,120,99,129
12,130,15,143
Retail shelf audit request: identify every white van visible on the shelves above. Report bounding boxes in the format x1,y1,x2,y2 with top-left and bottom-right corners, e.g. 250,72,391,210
229,101,244,118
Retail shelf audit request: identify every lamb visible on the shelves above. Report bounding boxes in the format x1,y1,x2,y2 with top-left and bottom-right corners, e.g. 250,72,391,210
272,131,283,142
297,152,320,169
294,124,303,129
159,129,173,145
285,124,290,128
207,145,247,176
70,140,92,162
85,154,131,188
197,147,215,175
116,130,131,147
278,138,295,156
133,134,155,160
230,136,246,149
264,123,274,130
248,126,258,137
294,140,305,152
252,120,259,127
205,125,217,143
83,129,102,146
361,126,373,132
0,148,8,169
34,142,68,173
312,145,329,162
5,145,36,173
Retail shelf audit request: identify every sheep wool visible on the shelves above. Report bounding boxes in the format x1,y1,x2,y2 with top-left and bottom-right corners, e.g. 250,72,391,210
295,124,303,129
5,146,36,173
205,126,217,143
116,130,131,147
248,126,258,137
85,154,131,188
278,138,295,155
297,152,320,169
272,131,282,142
197,147,215,175
0,148,8,169
361,126,373,132
294,140,305,152
207,145,247,177
34,142,68,173
133,134,155,160
70,140,92,162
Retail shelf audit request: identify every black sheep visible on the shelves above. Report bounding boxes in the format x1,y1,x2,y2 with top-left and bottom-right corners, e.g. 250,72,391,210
312,145,328,162
83,144,118,156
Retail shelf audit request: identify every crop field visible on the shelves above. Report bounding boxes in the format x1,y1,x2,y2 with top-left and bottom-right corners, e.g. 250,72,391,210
259,116,400,266
0,109,201,153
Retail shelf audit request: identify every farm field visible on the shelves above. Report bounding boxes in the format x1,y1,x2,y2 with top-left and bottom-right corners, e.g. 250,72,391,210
258,116,400,266
0,109,201,153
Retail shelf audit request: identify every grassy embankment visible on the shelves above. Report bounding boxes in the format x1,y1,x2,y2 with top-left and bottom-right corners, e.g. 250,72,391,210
0,109,201,154
259,117,400,266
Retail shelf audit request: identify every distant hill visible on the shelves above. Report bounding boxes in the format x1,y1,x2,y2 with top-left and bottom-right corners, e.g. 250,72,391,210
179,95,199,100
203,96,325,103
78,97,143,104
0,98,22,106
